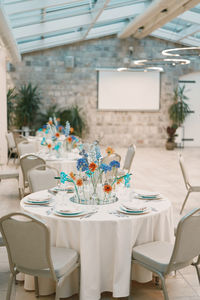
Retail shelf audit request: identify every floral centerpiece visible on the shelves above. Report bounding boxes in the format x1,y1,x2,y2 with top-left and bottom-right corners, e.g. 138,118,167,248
59,143,131,205
39,117,79,155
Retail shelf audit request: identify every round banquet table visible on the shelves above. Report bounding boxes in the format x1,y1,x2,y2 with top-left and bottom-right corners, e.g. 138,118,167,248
20,188,174,300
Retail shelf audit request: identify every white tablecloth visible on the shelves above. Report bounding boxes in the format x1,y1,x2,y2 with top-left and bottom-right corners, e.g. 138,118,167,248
20,189,174,300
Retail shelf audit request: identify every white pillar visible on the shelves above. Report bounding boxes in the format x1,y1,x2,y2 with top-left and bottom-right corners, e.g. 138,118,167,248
0,48,7,164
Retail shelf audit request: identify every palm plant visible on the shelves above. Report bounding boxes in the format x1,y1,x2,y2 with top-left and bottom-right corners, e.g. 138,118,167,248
168,85,190,127
15,83,41,128
7,87,17,129
59,105,85,137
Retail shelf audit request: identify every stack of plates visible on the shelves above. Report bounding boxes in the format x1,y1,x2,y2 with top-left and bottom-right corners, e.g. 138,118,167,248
135,191,161,200
118,202,150,215
54,207,86,217
24,193,51,205
51,186,74,193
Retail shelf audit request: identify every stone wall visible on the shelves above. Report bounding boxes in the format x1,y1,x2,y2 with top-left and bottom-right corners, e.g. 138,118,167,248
7,35,200,147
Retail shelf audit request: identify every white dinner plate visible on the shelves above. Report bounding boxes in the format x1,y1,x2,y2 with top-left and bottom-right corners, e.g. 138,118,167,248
118,206,151,215
53,210,86,217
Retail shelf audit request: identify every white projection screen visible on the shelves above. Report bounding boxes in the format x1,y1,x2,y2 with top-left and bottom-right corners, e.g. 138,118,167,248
97,70,160,111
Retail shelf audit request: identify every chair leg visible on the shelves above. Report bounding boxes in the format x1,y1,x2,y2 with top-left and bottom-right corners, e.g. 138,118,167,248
6,273,14,300
180,190,191,214
7,151,12,165
159,273,169,300
34,276,39,297
55,281,60,300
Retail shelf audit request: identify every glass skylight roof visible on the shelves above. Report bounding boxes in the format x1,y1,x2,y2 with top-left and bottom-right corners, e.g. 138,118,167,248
1,0,200,54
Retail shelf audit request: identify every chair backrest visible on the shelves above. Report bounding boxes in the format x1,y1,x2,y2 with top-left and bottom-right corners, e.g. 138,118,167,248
0,212,56,279
178,154,190,189
18,141,37,157
20,154,46,187
123,144,136,172
6,132,16,150
167,208,200,274
28,164,59,193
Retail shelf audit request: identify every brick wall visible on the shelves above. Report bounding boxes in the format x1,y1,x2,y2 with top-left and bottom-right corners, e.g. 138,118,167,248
7,35,200,147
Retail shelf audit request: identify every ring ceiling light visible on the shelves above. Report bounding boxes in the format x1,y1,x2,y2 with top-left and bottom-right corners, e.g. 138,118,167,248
162,47,200,57
132,58,190,66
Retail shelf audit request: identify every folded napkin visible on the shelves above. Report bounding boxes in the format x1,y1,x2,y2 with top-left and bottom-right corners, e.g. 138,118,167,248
122,202,147,211
28,193,50,202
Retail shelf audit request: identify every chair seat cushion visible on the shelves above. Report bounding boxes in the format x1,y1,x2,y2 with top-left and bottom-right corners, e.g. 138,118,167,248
132,241,174,273
51,247,79,278
0,170,19,179
17,247,79,278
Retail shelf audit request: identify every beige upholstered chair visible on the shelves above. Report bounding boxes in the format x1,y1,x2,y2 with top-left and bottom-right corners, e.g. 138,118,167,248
5,132,18,164
131,208,200,300
28,164,59,193
0,212,79,300
17,141,37,157
179,154,200,214
0,235,5,247
0,169,21,198
20,154,45,194
123,144,136,173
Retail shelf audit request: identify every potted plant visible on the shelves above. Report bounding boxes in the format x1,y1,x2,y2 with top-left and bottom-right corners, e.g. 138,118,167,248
168,85,190,127
7,87,17,130
166,85,190,150
15,83,41,132
166,125,178,150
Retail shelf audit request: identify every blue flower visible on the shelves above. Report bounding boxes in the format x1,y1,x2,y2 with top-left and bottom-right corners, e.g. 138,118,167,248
54,142,61,151
41,137,47,146
124,173,131,188
95,145,101,160
109,160,120,168
77,158,89,172
65,121,70,137
79,149,88,159
59,172,70,184
42,125,47,129
100,163,111,173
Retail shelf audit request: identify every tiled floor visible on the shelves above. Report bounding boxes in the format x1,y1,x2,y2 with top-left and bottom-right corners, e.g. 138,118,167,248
1,147,200,299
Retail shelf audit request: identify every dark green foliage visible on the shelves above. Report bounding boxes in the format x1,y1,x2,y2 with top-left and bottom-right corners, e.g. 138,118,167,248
168,85,190,127
38,104,59,125
15,83,41,128
7,88,17,129
59,106,85,137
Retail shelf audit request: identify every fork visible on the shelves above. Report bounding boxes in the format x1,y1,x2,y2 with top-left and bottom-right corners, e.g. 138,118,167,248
80,211,97,219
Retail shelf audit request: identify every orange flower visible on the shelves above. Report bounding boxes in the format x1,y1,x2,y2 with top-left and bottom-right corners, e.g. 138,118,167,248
55,132,60,138
103,184,112,194
67,136,72,143
76,179,83,186
48,120,53,125
117,178,123,185
47,143,52,149
106,147,114,156
43,128,46,132
56,118,60,122
58,126,63,131
73,143,77,148
70,127,74,133
89,162,97,172
69,172,76,180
